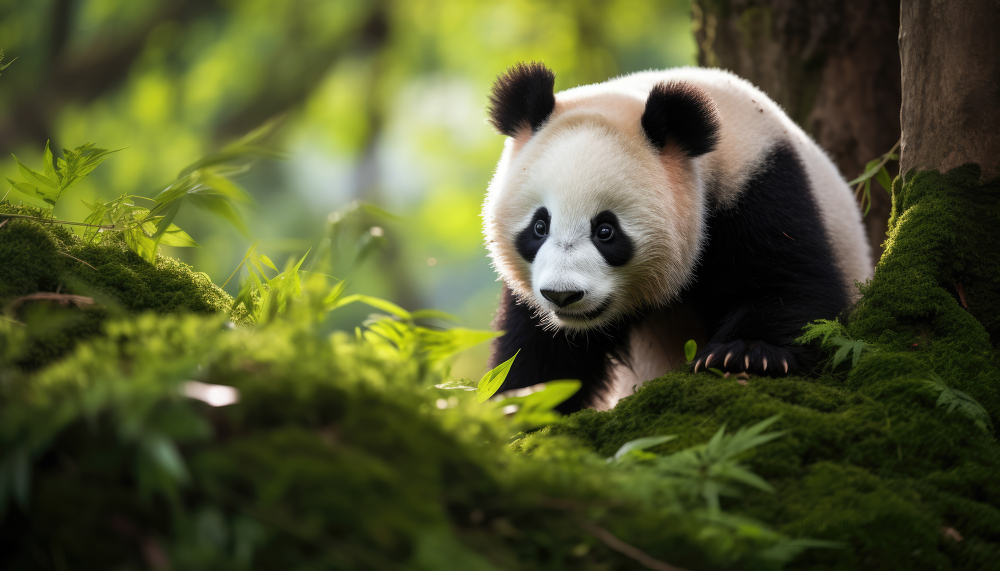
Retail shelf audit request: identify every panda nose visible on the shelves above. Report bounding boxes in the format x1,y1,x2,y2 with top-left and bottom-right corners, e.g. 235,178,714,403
541,289,584,308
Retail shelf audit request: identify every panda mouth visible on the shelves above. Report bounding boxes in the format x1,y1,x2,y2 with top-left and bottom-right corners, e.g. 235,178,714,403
554,298,612,322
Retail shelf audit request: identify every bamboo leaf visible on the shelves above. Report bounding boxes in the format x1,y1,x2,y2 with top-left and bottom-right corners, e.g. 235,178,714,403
875,167,893,194
610,434,678,462
13,155,57,188
476,350,518,403
156,224,200,248
42,141,56,182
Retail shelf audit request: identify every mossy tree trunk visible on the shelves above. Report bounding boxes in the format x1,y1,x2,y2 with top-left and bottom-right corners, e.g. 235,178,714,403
692,0,901,260
849,0,1000,420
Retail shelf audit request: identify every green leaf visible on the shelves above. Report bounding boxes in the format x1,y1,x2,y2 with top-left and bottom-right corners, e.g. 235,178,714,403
13,155,57,188
82,200,109,242
418,327,501,363
923,372,993,433
259,254,279,271
875,166,893,195
187,192,250,236
124,227,157,263
5,177,57,205
42,141,56,182
831,342,854,369
327,294,411,320
684,339,697,362
156,224,200,248
610,434,678,462
476,350,518,403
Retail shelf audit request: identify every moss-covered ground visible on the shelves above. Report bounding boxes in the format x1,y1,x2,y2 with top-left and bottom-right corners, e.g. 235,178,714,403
0,204,247,368
1,165,998,570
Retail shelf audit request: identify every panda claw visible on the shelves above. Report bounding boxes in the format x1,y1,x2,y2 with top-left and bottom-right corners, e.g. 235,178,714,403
744,355,750,371
762,357,768,371
693,359,701,373
705,353,714,368
724,352,733,367
783,359,789,374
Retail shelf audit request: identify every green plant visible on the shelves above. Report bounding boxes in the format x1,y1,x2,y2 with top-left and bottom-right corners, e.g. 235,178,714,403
0,49,15,77
3,125,280,263
922,371,993,434
797,318,870,369
848,139,899,216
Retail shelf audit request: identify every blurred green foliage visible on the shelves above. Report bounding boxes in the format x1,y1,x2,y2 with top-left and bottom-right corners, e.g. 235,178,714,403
0,0,695,379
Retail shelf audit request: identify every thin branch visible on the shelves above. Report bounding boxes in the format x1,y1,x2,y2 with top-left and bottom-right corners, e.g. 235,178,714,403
58,250,97,270
7,292,95,313
580,522,690,571
0,212,114,229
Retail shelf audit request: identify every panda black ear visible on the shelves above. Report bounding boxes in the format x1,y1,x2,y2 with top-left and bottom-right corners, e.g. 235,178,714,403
641,81,720,157
488,62,556,137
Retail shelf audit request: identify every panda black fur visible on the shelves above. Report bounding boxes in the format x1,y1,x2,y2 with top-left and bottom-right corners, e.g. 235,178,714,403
482,62,872,412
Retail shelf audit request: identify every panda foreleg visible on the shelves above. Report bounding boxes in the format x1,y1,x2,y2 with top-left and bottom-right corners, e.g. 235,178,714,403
688,144,847,376
488,284,628,412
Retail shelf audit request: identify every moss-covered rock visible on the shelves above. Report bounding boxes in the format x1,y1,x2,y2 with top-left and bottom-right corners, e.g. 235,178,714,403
0,203,248,367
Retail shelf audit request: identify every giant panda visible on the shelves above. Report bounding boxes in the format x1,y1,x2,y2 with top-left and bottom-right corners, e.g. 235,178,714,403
481,62,873,412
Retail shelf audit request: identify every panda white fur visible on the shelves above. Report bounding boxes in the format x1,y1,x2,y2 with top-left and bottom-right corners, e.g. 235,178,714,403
482,62,872,412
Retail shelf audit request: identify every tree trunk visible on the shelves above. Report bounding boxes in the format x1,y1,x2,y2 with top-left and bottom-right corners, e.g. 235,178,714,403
848,0,1000,422
692,0,900,261
899,0,1000,179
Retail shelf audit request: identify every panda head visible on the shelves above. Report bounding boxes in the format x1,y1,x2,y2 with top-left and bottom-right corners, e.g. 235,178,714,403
482,62,721,332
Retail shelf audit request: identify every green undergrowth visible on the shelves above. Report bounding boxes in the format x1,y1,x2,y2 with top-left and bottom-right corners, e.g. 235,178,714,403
548,165,1000,569
1,313,822,571
0,203,249,368
2,165,999,570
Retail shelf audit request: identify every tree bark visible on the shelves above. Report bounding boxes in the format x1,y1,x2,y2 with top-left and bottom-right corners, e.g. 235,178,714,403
899,0,1000,179
692,0,900,261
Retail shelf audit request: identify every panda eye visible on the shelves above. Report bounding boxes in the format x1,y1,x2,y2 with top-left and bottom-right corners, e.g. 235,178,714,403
595,223,615,241
533,219,547,237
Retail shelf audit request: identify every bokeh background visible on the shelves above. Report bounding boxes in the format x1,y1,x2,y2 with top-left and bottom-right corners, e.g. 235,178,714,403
0,0,695,378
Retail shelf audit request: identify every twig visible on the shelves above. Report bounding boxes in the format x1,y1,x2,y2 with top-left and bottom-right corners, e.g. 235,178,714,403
580,522,690,571
7,292,95,312
0,219,8,230
0,212,114,229
58,250,97,270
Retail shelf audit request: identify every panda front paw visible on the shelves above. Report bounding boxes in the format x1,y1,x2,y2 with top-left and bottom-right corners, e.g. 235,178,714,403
693,340,799,376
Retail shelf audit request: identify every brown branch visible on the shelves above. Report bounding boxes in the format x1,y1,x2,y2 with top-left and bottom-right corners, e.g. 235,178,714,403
580,522,690,571
7,292,95,313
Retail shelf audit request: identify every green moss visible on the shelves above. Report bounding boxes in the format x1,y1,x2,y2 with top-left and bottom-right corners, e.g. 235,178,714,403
0,203,249,367
849,165,1000,418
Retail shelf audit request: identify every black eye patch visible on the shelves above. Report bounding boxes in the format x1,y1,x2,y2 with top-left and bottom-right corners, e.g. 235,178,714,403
590,211,633,266
516,207,550,263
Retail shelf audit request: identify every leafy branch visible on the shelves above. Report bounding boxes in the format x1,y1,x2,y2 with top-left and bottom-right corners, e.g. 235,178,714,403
848,139,900,216
7,142,123,207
